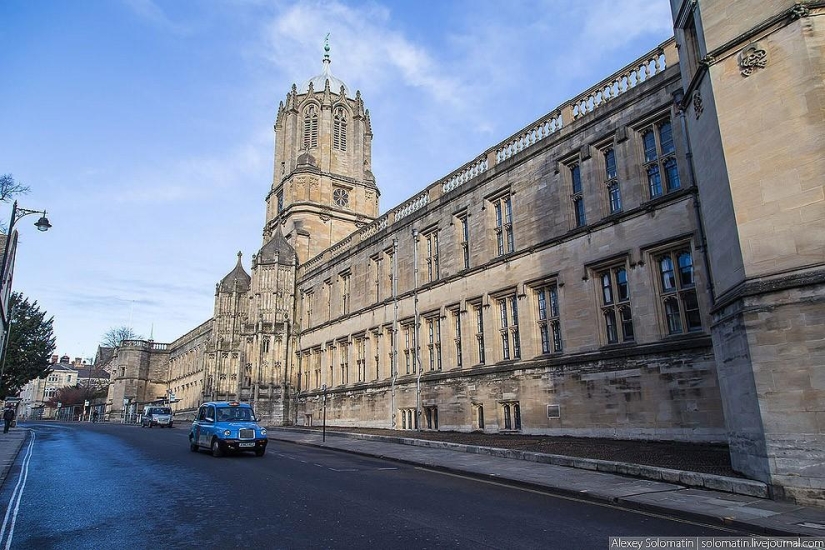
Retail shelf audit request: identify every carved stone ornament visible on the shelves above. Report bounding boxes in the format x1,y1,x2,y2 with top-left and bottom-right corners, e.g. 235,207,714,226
693,91,704,119
739,44,767,77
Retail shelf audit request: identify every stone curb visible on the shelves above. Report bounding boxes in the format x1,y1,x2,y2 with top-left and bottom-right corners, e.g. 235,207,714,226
278,428,767,498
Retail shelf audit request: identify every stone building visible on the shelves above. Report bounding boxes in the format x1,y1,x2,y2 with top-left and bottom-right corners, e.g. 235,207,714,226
105,3,824,505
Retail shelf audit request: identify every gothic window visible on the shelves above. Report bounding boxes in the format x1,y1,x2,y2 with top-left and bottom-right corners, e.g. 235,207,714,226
424,406,439,430
403,323,414,375
597,264,634,344
498,294,520,360
536,283,562,354
333,187,349,208
423,229,439,282
340,271,351,315
642,120,681,199
492,194,514,256
501,401,521,431
338,340,349,385
603,148,622,214
425,316,442,371
452,308,463,368
656,247,702,334
371,255,382,303
303,105,318,149
333,107,347,151
570,163,586,227
276,188,284,214
355,337,366,382
457,213,470,270
473,303,485,365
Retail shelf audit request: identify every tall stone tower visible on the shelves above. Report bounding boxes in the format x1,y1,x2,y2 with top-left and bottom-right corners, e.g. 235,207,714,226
670,1,824,504
266,39,379,263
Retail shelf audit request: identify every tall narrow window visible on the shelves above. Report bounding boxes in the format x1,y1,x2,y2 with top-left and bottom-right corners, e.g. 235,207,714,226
356,337,366,382
403,324,414,374
338,341,349,385
498,295,521,361
458,214,470,270
492,195,514,256
426,317,442,371
424,230,439,282
371,256,382,303
276,189,284,214
571,164,586,227
598,265,634,344
502,402,521,431
333,107,347,151
340,272,351,315
474,304,485,365
452,309,463,368
656,247,701,334
642,119,681,199
303,105,318,149
603,148,622,214
537,284,562,354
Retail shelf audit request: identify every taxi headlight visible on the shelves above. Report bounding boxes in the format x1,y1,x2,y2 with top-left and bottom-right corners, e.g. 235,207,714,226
260,428,267,436
223,429,231,437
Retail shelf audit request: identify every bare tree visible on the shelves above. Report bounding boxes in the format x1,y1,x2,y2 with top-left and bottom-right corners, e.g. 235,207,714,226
101,326,143,348
0,174,31,203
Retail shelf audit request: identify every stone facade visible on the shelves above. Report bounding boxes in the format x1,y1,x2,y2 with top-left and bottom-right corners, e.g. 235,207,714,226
104,4,824,506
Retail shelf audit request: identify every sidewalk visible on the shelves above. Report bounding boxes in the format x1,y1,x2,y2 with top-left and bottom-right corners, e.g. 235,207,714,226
268,427,825,538
0,428,26,491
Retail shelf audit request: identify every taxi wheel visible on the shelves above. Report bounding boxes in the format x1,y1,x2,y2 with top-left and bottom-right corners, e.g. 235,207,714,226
211,438,223,457
189,438,198,452
255,448,265,457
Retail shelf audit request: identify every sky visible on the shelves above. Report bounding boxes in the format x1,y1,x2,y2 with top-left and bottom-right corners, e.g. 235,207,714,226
0,0,674,363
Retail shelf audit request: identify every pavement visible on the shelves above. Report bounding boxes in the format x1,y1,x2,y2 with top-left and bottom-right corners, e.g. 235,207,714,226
1,424,824,538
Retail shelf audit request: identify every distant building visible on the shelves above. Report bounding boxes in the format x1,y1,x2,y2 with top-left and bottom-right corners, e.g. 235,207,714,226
19,355,81,420
106,3,824,506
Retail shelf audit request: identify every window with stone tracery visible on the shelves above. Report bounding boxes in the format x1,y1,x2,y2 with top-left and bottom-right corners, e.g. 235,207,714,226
596,263,634,344
333,187,349,208
333,107,347,151
303,105,318,149
655,247,701,335
536,283,562,354
642,119,680,199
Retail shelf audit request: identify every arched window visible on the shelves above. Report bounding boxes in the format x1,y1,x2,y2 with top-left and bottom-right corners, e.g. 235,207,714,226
303,105,318,149
333,107,347,151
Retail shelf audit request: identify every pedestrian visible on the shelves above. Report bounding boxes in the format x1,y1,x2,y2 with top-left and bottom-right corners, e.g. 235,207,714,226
92,410,98,423
3,406,15,433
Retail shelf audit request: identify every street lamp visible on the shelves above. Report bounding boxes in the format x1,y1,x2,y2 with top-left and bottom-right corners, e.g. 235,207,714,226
0,200,51,393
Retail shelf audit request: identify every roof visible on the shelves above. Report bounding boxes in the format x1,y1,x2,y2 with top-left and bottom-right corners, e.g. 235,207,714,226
298,39,350,98
257,227,296,266
218,252,251,293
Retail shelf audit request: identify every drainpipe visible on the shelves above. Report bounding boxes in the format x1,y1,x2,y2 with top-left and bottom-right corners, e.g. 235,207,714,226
390,238,398,429
413,229,422,432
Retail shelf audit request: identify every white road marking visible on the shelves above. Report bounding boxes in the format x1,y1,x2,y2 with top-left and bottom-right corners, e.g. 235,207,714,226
0,430,36,550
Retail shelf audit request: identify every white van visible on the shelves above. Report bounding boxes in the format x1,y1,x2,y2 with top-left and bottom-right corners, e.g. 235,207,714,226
141,406,173,428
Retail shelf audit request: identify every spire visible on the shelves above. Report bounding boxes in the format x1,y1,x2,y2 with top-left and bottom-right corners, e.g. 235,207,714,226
299,33,350,97
218,251,251,293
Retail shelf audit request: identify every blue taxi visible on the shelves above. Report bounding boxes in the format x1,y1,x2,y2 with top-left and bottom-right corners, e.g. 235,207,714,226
189,401,268,457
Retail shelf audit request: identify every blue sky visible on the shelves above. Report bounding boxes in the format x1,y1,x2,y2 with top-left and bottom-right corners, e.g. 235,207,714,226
0,0,673,362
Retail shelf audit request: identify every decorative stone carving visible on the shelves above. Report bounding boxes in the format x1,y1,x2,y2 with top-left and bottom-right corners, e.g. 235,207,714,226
739,43,767,77
693,91,704,119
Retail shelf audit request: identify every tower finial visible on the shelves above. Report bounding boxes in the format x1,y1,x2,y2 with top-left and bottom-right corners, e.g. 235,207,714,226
324,33,330,61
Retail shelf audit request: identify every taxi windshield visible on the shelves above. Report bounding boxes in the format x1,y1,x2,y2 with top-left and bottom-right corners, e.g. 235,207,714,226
216,407,253,422
152,408,171,415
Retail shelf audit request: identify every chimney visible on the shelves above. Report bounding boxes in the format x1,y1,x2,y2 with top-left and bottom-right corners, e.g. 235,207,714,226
51,355,59,364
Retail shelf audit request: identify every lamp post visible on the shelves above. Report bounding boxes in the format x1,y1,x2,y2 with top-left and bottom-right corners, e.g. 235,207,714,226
0,200,51,393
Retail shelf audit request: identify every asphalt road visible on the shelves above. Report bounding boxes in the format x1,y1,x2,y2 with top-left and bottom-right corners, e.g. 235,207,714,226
0,423,749,549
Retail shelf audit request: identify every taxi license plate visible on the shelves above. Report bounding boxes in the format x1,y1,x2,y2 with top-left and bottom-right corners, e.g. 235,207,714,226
239,442,255,448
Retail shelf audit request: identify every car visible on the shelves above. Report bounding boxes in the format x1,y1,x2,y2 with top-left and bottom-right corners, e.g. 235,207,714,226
188,401,268,457
141,406,173,428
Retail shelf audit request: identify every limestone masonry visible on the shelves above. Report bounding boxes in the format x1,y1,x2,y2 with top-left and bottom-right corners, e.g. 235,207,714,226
103,2,825,506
